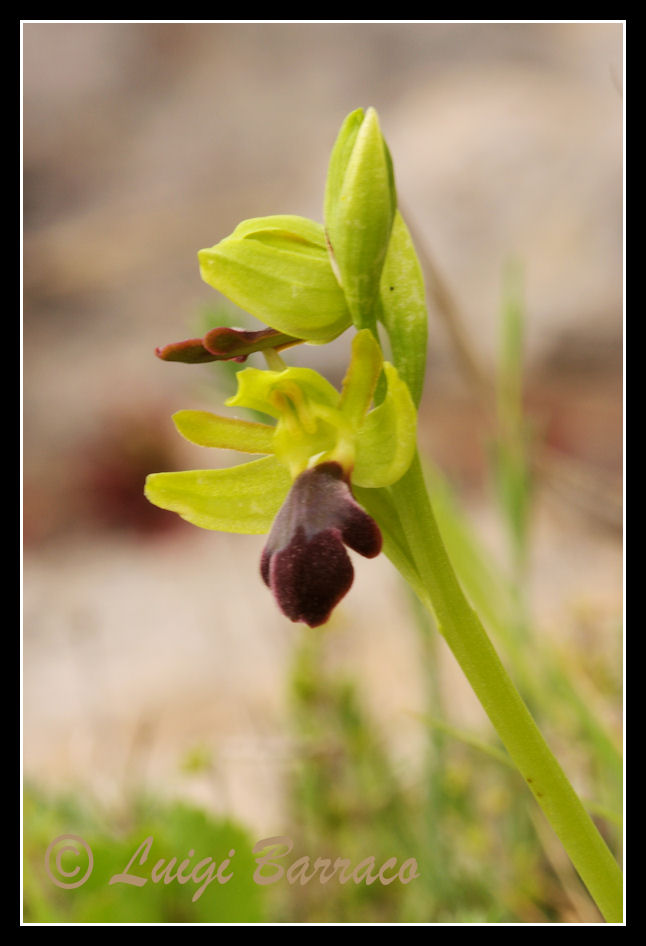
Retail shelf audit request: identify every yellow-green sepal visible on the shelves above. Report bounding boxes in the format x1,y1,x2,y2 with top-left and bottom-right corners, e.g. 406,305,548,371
352,362,417,488
144,456,291,534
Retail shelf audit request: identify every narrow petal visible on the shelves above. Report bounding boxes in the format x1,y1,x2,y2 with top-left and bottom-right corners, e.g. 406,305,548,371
144,456,291,534
173,410,275,453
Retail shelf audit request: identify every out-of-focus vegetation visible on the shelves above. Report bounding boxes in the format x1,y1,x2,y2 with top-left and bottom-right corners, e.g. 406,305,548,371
23,785,269,923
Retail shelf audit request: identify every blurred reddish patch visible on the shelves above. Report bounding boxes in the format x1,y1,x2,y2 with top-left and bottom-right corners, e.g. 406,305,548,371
78,412,185,536
24,408,186,548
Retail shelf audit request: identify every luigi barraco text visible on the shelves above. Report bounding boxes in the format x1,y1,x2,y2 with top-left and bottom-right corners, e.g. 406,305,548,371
109,835,421,902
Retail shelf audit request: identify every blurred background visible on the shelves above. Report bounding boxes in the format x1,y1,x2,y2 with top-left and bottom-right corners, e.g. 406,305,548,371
23,22,623,923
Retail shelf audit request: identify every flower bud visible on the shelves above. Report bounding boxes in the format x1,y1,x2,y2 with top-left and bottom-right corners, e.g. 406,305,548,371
324,108,397,330
198,215,351,342
155,327,301,365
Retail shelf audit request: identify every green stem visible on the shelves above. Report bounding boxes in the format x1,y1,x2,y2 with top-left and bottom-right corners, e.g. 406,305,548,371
389,452,623,923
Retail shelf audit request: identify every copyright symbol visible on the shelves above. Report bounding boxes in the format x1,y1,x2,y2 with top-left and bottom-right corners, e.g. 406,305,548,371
44,835,94,889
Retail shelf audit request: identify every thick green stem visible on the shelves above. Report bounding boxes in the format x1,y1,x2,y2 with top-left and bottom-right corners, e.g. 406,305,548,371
389,452,623,923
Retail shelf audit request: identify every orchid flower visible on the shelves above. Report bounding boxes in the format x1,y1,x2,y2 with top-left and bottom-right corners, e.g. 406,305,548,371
145,331,416,627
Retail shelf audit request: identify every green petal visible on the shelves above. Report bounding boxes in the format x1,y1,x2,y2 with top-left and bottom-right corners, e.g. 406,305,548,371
144,456,291,534
198,215,351,342
377,211,428,408
352,362,417,488
173,410,275,453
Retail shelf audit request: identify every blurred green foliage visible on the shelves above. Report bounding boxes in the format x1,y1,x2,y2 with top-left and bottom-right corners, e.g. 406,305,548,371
279,630,580,923
23,785,267,923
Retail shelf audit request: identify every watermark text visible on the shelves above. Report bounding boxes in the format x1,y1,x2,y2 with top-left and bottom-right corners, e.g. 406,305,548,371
45,834,420,901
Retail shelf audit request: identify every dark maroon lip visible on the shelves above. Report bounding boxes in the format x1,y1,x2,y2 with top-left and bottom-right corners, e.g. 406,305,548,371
260,462,382,628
